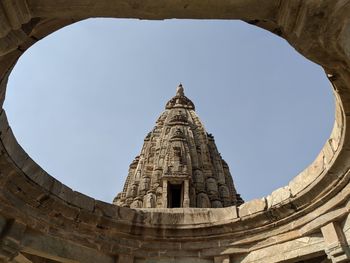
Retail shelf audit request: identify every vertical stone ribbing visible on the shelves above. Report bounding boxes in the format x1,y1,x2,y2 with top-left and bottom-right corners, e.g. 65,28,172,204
114,85,243,208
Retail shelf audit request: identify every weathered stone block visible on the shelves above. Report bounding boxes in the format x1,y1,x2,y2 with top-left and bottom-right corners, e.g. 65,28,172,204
50,178,62,196
289,151,325,197
238,198,267,217
1,126,28,168
0,29,28,56
76,209,100,226
21,157,43,180
94,200,117,218
71,191,94,211
266,186,291,208
330,123,342,152
57,184,75,202
32,171,54,191
323,140,335,166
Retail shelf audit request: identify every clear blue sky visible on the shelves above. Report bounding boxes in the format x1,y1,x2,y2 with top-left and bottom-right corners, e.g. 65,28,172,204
4,18,334,203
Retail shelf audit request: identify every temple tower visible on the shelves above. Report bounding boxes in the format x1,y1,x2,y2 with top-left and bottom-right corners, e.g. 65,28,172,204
114,85,243,208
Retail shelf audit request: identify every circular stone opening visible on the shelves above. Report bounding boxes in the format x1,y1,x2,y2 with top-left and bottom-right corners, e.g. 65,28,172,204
4,18,334,203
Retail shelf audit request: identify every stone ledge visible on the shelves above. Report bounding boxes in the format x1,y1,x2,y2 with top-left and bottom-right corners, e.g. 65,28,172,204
266,186,291,209
0,1,348,261
238,198,267,217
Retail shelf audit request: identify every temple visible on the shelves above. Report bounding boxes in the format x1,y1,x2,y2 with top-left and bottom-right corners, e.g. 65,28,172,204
0,2,347,262
114,84,243,208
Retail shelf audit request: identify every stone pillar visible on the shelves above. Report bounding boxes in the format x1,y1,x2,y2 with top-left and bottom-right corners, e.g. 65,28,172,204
117,254,134,263
214,255,230,263
321,222,350,262
0,220,26,262
183,179,190,208
162,179,168,208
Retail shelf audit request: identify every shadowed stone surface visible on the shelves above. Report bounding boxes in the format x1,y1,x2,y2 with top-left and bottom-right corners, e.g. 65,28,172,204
0,0,349,262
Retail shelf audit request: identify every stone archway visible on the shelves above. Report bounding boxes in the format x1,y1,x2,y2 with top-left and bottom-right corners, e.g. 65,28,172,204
0,1,349,262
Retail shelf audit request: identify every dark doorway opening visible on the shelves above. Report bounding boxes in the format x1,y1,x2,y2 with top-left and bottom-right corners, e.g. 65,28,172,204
168,183,183,208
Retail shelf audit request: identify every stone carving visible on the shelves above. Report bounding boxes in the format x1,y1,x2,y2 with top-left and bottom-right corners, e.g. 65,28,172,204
0,2,348,262
114,85,243,208
139,177,150,195
193,170,205,192
170,128,186,141
169,112,188,125
156,186,163,195
197,193,211,208
145,191,156,208
113,193,124,206
165,84,195,110
152,170,162,182
0,0,348,262
206,177,218,197
126,184,138,198
130,198,143,208
211,200,223,208
219,185,229,199
135,170,141,181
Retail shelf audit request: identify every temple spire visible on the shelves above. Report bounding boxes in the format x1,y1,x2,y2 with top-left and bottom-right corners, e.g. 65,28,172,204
114,84,243,209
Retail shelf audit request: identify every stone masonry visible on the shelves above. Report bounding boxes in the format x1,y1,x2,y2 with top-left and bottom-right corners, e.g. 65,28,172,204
114,85,243,209
0,0,349,263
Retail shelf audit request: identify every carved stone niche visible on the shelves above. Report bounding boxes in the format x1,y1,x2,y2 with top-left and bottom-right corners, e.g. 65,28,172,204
216,171,226,186
139,177,151,196
130,197,143,208
219,185,231,206
206,177,219,198
144,191,156,208
197,192,211,208
193,169,205,192
190,186,197,207
169,112,188,125
151,169,162,183
211,200,223,208
113,192,124,206
127,183,138,199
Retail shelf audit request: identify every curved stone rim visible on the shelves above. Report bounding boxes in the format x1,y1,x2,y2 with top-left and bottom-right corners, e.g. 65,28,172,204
0,0,349,260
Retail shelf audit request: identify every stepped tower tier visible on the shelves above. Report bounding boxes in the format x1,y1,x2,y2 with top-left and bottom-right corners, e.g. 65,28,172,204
114,84,243,208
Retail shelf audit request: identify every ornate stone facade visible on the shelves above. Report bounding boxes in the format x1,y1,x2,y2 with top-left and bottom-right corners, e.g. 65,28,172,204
114,85,243,209
0,1,349,263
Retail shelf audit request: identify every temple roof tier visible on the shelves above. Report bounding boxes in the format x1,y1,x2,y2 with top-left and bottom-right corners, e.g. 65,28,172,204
114,84,243,209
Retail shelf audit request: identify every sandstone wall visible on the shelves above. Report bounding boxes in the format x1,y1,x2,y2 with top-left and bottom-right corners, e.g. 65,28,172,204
0,1,349,262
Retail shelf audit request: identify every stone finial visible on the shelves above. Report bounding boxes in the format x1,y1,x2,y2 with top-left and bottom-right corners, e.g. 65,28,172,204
176,84,184,96
165,83,195,110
